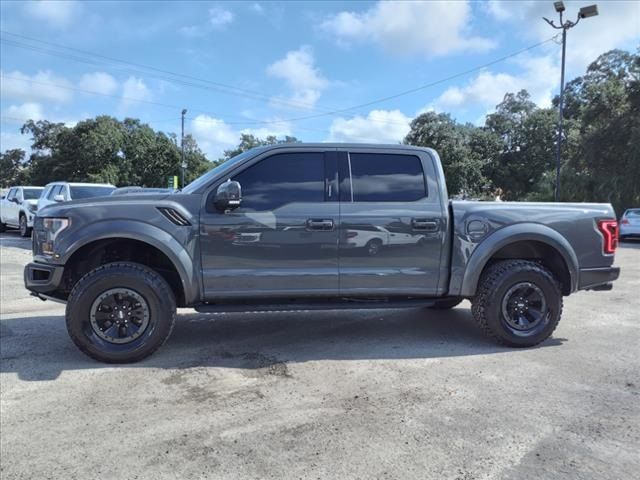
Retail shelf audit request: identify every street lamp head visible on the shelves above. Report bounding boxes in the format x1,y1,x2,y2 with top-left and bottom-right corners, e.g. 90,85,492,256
578,4,598,19
181,108,187,115
553,1,566,13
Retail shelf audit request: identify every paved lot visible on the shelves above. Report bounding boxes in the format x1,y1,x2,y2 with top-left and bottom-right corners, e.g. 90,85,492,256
1,231,638,479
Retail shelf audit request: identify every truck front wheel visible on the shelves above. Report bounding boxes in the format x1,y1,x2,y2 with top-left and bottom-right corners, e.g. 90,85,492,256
471,260,562,347
66,262,176,363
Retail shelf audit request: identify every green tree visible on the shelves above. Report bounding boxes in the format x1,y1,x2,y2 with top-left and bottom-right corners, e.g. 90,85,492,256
484,90,556,200
0,149,30,187
560,49,640,213
218,133,300,164
404,112,491,196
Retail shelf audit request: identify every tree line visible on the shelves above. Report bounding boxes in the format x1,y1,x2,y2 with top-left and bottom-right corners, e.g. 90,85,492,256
1,48,638,214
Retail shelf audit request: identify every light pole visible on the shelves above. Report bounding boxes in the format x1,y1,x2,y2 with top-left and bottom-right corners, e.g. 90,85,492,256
544,1,598,202
181,108,187,189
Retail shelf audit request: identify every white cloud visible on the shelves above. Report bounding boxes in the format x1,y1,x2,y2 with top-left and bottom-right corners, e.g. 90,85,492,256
119,76,152,111
190,115,293,159
321,1,495,57
1,70,73,103
23,0,82,28
2,102,45,123
190,115,241,160
208,7,234,29
251,3,265,15
327,109,411,144
266,46,329,109
431,55,559,113
180,6,233,36
486,1,640,74
78,72,118,95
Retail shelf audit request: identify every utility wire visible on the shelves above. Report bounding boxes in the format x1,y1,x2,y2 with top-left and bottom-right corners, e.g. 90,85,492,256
0,33,559,127
0,31,331,113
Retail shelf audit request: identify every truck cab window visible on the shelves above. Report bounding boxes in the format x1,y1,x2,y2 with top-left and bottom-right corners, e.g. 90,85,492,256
348,153,426,202
232,152,325,211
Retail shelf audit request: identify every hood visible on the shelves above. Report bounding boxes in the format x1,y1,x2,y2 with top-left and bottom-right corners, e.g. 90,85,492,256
36,192,173,217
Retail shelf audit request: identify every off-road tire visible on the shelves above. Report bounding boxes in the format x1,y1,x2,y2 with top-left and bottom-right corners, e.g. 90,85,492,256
471,260,563,347
66,262,176,363
19,214,31,237
428,298,463,310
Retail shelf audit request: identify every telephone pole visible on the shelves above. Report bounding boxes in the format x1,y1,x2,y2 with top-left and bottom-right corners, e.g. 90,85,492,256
181,108,187,189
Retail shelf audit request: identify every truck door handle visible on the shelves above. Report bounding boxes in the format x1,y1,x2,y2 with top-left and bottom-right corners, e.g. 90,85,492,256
411,218,439,232
306,219,334,231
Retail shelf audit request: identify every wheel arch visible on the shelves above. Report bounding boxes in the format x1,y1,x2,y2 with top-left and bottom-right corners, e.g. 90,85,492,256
60,220,199,306
459,223,579,297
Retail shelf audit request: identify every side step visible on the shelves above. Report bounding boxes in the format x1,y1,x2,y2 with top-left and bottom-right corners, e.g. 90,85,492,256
194,298,441,313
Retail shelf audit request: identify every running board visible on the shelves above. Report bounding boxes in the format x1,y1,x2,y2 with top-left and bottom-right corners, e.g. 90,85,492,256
194,298,439,313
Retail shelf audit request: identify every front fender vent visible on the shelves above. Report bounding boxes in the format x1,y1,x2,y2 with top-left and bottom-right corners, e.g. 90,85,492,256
157,207,191,226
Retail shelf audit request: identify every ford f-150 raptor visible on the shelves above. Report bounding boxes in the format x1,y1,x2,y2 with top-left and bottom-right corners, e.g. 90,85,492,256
24,144,620,363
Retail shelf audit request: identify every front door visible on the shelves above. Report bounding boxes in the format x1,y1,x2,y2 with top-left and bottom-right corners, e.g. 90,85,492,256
200,149,339,300
338,149,446,297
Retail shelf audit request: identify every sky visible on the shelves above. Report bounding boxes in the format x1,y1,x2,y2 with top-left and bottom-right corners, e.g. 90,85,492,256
1,0,638,160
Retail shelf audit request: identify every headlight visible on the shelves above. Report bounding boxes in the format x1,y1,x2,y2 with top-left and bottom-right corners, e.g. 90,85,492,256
41,217,70,255
27,203,38,213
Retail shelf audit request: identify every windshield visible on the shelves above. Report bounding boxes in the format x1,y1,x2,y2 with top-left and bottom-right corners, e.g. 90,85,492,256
182,148,264,194
626,209,640,216
70,186,115,199
23,188,44,200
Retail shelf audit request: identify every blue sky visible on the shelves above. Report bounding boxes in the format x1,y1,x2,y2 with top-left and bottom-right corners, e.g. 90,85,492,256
1,0,638,159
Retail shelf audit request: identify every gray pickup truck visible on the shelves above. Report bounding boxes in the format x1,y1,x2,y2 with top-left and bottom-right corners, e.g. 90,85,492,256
24,144,620,363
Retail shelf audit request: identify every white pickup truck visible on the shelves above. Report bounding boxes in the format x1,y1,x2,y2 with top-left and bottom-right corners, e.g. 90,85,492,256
0,186,44,237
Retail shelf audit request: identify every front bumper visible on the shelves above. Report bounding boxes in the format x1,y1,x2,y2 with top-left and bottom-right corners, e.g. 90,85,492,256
578,266,620,291
24,262,64,295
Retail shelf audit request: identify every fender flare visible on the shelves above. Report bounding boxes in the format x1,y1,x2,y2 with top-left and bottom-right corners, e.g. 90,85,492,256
459,223,579,297
60,220,199,305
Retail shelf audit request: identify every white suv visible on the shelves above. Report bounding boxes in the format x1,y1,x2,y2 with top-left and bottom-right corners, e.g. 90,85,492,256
38,182,116,211
0,186,45,236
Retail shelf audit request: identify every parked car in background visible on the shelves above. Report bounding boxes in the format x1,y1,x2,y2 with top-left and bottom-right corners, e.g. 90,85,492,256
619,208,640,240
0,186,45,236
37,182,115,211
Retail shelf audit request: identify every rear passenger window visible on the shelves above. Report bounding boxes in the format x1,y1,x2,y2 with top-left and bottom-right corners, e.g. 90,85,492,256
232,152,325,211
349,153,426,202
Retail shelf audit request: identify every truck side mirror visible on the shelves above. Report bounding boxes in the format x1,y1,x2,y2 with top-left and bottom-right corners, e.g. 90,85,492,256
214,180,242,211
53,194,65,202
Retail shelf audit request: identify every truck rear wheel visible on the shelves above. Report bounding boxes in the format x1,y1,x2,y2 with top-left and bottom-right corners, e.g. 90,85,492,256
66,262,176,363
471,260,562,347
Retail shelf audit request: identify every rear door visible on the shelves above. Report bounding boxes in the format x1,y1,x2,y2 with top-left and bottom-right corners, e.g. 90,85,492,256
199,149,340,299
338,148,446,296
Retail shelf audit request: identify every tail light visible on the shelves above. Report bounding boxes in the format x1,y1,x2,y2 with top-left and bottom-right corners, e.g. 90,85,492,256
597,219,618,254
620,218,629,225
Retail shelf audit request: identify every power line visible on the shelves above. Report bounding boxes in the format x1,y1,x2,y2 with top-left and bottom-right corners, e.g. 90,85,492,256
0,32,559,128
0,31,332,113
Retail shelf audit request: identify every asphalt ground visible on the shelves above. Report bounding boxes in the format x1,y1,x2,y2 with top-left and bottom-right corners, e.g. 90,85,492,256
1,231,638,479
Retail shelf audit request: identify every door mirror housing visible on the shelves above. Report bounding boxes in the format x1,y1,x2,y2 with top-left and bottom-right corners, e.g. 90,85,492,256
214,180,242,211
53,194,65,202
